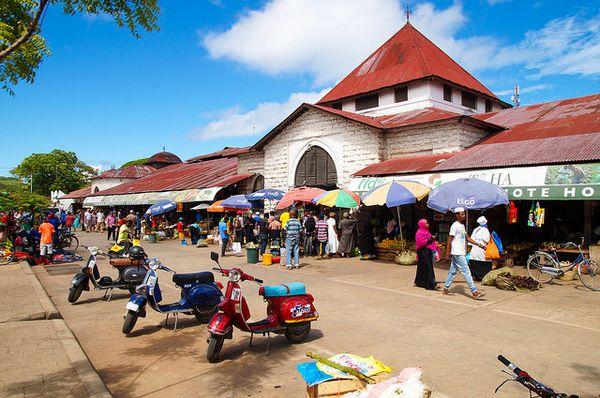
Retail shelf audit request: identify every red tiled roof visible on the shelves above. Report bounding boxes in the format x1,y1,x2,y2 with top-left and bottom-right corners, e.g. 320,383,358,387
93,165,156,180
91,157,250,196
354,153,453,176
318,22,496,104
60,187,92,199
376,107,465,128
145,151,182,165
187,147,251,163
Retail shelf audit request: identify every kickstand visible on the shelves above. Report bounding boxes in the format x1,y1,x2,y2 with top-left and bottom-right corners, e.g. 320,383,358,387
173,313,178,332
265,332,271,356
249,333,254,347
103,288,113,302
165,313,169,328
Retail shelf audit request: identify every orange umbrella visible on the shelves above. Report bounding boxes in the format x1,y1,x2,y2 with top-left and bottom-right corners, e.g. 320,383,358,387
275,187,326,210
207,200,245,213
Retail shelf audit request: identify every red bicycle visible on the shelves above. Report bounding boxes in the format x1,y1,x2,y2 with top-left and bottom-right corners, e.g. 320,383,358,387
495,355,578,398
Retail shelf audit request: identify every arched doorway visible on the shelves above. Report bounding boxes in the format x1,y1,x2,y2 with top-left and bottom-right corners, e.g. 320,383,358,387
252,174,264,191
294,146,337,189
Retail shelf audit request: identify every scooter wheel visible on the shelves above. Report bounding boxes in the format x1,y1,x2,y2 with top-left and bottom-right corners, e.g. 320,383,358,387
207,335,224,363
193,305,218,323
68,284,84,304
285,321,311,343
122,310,138,335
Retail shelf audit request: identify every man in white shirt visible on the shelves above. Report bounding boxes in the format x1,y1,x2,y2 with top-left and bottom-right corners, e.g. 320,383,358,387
96,210,105,232
443,208,486,299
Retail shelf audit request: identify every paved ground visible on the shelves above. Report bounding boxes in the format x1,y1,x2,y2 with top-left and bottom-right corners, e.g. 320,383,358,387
33,233,600,398
0,262,110,398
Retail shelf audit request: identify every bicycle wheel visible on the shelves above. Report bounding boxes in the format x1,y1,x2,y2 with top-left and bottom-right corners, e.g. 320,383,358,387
527,252,556,283
0,250,14,266
578,260,600,291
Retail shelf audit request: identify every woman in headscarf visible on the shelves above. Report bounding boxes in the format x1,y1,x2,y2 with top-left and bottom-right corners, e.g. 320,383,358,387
414,219,439,290
357,207,375,260
468,216,492,281
338,212,356,257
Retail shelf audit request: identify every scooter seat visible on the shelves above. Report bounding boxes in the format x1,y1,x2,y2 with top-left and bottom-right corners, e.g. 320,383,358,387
172,271,214,286
260,282,306,297
110,258,143,268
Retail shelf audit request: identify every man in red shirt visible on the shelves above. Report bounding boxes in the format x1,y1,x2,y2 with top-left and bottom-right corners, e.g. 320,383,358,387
38,217,55,260
65,212,75,232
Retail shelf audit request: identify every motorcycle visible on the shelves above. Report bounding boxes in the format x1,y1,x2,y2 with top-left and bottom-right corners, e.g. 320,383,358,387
68,246,147,304
122,257,223,335
55,229,79,251
206,252,318,363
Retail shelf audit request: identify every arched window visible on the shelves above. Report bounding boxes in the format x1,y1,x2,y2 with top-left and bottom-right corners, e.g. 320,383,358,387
94,186,100,193
294,146,337,188
253,175,264,191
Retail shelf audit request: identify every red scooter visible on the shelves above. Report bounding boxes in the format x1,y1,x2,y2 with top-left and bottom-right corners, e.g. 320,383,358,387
206,252,318,362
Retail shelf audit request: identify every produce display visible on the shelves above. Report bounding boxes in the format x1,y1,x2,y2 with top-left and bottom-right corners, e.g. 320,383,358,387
376,239,415,251
540,241,561,250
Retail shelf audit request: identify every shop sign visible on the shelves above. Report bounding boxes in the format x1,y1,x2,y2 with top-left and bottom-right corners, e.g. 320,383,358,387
348,162,600,201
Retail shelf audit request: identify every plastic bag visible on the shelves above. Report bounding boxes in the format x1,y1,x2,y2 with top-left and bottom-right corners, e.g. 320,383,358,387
232,242,242,254
492,231,503,253
485,239,500,260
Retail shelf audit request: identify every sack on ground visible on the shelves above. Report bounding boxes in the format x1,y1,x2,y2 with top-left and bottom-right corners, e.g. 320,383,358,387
395,250,417,265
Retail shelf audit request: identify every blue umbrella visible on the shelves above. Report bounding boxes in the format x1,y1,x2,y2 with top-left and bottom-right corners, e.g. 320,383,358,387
427,178,509,213
247,188,285,201
145,199,176,216
221,195,252,209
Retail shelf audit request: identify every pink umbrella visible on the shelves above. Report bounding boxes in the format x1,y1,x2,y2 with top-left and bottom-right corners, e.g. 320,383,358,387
275,187,326,210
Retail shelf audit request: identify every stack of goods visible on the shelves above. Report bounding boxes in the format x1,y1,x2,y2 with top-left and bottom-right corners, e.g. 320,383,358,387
376,240,417,265
482,267,541,291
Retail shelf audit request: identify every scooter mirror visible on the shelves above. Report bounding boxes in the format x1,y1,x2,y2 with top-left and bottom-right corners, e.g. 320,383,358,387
210,252,219,262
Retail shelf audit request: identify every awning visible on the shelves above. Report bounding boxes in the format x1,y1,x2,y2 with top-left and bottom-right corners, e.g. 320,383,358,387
349,162,600,201
83,187,223,207
190,203,210,210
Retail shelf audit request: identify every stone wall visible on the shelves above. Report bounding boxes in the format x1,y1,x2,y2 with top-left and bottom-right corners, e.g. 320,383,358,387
256,108,384,190
385,121,488,159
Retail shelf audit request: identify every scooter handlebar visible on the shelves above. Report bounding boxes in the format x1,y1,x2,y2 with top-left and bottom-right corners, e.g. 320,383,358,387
254,277,264,284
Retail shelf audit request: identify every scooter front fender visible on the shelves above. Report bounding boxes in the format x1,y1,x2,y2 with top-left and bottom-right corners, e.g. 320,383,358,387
125,294,147,317
207,312,233,337
71,272,90,291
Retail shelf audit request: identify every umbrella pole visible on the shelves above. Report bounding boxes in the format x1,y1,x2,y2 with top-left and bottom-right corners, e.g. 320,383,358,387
397,206,403,240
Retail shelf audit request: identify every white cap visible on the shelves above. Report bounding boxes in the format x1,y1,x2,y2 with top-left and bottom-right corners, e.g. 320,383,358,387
453,207,465,213
477,216,488,226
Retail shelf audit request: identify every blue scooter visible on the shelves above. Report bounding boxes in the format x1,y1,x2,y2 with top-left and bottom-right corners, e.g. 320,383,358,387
122,258,223,334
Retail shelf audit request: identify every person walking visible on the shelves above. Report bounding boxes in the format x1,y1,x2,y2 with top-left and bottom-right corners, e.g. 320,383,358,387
97,210,105,232
303,211,316,256
443,208,486,299
105,211,116,241
84,209,91,233
414,219,439,290
284,209,302,269
338,212,356,257
257,213,270,258
326,212,339,256
469,216,492,281
73,212,81,231
315,214,328,260
38,217,55,262
219,216,230,256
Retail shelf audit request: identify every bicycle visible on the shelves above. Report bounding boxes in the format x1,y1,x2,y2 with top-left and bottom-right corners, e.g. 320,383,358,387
495,355,578,397
0,241,15,265
526,238,599,291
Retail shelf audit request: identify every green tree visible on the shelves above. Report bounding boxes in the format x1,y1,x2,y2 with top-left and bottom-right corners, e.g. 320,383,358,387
121,157,149,168
1,0,159,94
0,176,49,211
11,149,97,195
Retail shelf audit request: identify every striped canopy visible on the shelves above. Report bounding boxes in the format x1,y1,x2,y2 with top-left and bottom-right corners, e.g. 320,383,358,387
361,181,431,207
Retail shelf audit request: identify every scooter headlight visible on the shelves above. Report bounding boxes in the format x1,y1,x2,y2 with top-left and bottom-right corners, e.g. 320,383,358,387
229,269,241,283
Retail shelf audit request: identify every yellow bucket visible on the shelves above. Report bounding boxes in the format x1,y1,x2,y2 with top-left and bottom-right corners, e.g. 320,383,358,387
262,253,272,266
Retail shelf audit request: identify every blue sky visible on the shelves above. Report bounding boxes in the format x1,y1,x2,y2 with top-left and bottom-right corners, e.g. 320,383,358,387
1,0,599,175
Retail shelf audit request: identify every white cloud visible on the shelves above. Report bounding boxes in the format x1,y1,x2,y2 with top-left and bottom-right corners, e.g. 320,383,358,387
202,0,600,82
495,83,553,96
190,88,330,141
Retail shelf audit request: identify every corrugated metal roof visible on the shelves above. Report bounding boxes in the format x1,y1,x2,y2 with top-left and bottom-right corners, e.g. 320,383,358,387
357,93,600,175
318,22,497,104
90,157,249,196
145,151,182,165
93,165,156,180
354,153,453,176
60,187,92,199
187,147,250,163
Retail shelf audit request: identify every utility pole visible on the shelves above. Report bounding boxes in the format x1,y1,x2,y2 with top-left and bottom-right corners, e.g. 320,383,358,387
511,84,520,107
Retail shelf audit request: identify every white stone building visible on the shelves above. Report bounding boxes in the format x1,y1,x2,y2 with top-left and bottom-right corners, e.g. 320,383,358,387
237,22,509,190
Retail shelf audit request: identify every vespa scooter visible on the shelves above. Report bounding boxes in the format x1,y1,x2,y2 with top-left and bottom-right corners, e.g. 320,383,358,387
206,252,318,362
68,246,147,304
122,257,223,335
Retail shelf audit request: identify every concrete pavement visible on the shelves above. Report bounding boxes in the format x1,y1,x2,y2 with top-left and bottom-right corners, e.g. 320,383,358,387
0,262,111,397
33,233,600,397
